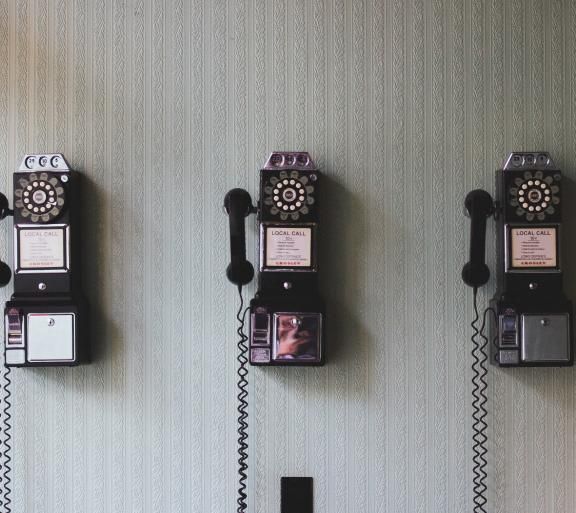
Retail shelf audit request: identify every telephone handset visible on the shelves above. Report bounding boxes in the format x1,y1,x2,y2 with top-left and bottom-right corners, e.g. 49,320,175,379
226,152,325,366
463,152,573,366
0,154,88,367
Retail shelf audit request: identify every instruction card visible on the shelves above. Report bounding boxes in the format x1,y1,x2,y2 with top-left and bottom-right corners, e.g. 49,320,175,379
265,227,312,267
510,227,557,268
19,227,65,270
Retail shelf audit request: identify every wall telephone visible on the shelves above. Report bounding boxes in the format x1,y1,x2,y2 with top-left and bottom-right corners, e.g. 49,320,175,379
462,151,573,511
225,152,322,513
0,154,88,367
225,151,325,366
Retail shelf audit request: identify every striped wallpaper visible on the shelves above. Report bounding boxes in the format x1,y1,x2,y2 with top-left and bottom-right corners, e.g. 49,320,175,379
0,0,575,512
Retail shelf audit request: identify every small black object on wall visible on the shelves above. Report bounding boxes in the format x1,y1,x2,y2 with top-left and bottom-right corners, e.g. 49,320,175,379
281,477,313,513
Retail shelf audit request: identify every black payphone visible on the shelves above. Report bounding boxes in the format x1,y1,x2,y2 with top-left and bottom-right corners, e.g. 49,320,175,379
0,153,88,367
462,151,573,511
225,152,325,366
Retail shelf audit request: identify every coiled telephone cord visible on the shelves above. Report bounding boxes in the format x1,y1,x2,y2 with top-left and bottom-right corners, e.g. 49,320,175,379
470,288,488,513
0,365,12,513
236,286,250,513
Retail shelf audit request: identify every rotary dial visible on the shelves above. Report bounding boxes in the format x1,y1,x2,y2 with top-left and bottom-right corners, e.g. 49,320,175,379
14,172,66,223
509,171,560,221
263,170,316,221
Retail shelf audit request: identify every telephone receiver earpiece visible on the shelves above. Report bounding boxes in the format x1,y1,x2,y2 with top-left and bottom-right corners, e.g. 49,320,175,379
0,261,11,287
0,193,12,286
224,188,255,286
462,189,494,289
0,193,12,220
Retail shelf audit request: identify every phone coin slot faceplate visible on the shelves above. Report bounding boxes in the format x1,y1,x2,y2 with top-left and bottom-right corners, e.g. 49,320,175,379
27,313,75,362
521,313,570,362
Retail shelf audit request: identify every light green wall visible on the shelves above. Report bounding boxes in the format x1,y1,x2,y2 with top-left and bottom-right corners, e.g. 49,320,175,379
1,0,575,512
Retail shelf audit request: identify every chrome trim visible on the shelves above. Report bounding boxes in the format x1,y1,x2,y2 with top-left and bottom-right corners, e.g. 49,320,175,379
18,153,70,172
14,223,70,274
263,151,316,171
502,151,555,171
4,311,25,348
271,312,322,363
26,312,76,363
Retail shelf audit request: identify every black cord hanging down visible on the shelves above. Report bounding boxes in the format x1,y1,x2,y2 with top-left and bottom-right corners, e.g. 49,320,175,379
470,288,488,513
0,365,12,513
236,286,249,513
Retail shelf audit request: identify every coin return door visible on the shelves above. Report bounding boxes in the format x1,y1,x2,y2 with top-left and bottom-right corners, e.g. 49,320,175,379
5,310,76,365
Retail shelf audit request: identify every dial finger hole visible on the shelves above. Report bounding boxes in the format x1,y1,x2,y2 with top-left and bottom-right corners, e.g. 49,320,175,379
273,196,279,201
541,202,547,208
299,196,305,201
535,206,541,211
296,202,302,207
290,205,295,211
540,183,546,189
545,196,550,201
522,203,529,208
